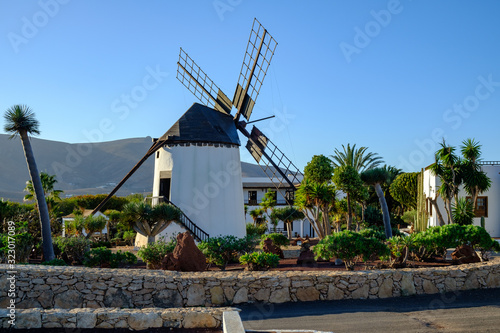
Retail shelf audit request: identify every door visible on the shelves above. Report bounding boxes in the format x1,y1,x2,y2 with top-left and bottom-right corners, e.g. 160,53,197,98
159,178,171,202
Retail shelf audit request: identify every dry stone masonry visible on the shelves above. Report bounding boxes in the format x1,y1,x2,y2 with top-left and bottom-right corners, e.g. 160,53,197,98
1,260,499,309
0,259,499,329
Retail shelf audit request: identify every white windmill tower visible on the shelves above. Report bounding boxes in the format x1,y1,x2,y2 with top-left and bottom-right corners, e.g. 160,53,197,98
92,19,302,243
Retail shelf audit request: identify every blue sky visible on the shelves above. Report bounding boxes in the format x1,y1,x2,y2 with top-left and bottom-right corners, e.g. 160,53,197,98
1,0,500,172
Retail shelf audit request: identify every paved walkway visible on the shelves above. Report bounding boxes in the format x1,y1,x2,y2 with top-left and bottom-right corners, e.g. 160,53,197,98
238,288,500,333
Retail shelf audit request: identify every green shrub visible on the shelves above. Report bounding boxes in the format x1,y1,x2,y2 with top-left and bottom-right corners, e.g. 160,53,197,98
198,235,250,270
246,223,267,237
387,235,415,267
0,221,34,263
53,236,91,265
239,252,280,271
41,258,67,266
84,247,137,268
452,198,475,226
313,230,389,270
123,230,136,245
260,233,289,248
411,224,500,261
358,227,385,241
137,238,177,269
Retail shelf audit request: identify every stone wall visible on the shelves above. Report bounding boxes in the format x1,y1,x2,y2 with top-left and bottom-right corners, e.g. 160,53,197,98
1,259,499,310
0,307,230,330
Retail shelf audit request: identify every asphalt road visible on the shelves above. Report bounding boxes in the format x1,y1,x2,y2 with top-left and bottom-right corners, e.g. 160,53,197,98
238,288,500,333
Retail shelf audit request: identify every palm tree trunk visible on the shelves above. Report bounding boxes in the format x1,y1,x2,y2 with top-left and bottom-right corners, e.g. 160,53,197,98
20,131,55,261
374,183,392,239
286,222,293,240
428,196,445,226
346,193,352,231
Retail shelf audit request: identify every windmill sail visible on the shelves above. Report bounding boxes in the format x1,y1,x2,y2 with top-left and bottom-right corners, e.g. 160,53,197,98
233,18,277,121
177,48,232,114
245,126,301,204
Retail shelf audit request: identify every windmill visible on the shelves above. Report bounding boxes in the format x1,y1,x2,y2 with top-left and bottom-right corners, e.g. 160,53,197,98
92,18,301,242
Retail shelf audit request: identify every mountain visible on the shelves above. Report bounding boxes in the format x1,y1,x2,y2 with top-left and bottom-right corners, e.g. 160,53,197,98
0,134,155,202
0,135,272,202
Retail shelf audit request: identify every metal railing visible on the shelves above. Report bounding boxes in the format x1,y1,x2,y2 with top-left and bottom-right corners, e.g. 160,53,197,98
145,196,209,242
244,199,293,206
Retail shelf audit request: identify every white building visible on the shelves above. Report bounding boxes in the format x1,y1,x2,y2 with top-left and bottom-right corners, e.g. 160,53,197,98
423,162,500,237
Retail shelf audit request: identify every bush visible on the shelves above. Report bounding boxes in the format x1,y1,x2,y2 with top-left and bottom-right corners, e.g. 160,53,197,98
313,230,389,270
84,247,137,268
137,238,177,269
246,223,267,238
53,236,91,265
198,235,250,270
452,198,475,226
123,230,136,245
239,252,280,271
411,224,500,261
0,221,34,263
40,258,67,266
260,233,289,248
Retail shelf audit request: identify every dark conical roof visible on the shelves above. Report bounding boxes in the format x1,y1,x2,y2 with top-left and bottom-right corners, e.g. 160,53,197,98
159,103,240,145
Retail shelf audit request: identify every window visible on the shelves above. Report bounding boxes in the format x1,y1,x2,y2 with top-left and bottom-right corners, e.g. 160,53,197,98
248,191,257,205
466,196,488,217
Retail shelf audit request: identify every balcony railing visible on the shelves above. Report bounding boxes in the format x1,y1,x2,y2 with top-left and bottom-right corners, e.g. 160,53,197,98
244,199,294,206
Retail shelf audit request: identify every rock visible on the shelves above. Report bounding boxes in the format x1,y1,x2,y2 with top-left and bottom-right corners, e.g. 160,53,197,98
262,238,284,259
233,288,248,304
334,258,344,266
444,277,457,291
254,288,271,302
76,311,97,329
296,287,320,301
296,241,316,266
451,245,481,264
378,278,393,298
163,232,206,272
183,312,217,328
327,284,344,300
128,312,162,330
269,288,291,303
153,289,183,308
17,299,42,309
351,284,369,299
290,237,305,246
103,288,132,308
16,310,42,329
400,274,416,296
423,279,439,294
186,284,205,306
54,290,83,309
486,272,500,288
210,286,225,305
37,290,54,308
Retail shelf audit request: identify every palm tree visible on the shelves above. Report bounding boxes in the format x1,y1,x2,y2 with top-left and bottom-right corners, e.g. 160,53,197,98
24,172,63,211
295,179,337,239
122,201,181,244
274,206,305,239
3,105,55,261
460,139,491,209
429,140,461,224
360,168,392,239
330,143,384,173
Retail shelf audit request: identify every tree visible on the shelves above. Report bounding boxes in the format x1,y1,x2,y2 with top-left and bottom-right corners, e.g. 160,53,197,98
330,143,383,173
3,105,55,261
273,206,305,239
122,202,181,244
24,172,63,212
295,179,337,239
249,208,266,226
460,138,491,209
332,165,364,230
390,172,419,210
260,190,277,230
429,140,461,224
360,168,392,239
303,155,335,183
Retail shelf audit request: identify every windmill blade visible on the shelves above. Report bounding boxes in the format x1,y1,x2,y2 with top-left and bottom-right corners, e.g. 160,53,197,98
245,126,301,204
233,18,278,121
177,48,232,114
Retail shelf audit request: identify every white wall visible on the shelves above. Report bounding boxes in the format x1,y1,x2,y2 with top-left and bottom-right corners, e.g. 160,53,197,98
149,144,246,241
424,165,500,237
